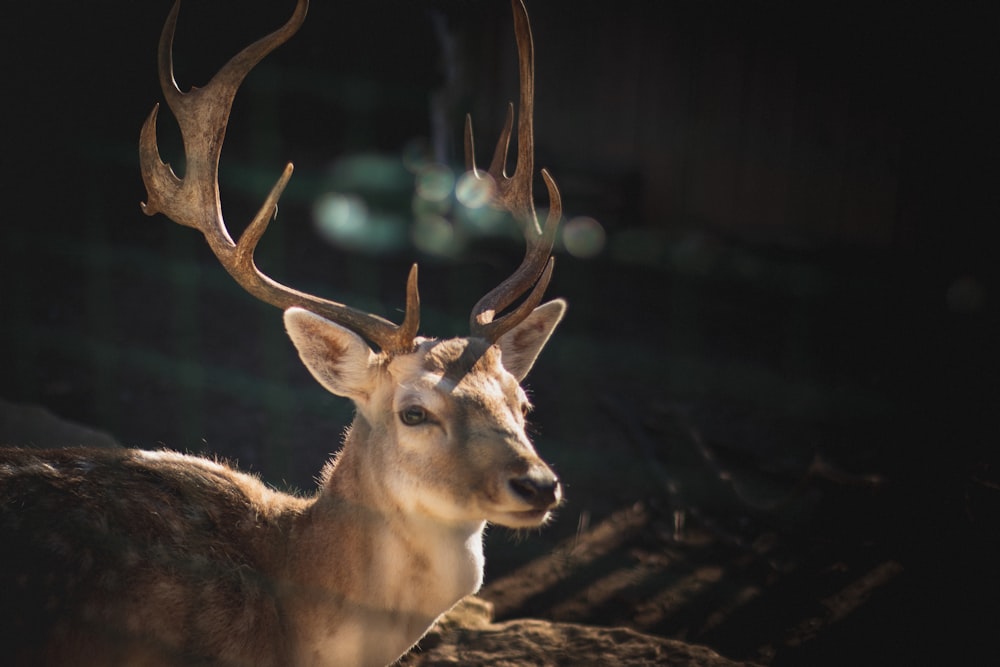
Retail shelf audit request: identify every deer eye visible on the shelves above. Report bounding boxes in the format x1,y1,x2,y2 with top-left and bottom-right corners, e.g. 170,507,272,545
399,406,428,426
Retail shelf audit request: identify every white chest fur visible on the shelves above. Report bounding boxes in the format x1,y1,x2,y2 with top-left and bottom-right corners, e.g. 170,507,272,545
298,519,485,667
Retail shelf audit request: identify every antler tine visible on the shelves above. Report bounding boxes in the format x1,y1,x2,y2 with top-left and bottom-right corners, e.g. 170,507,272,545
465,0,562,342
139,0,419,354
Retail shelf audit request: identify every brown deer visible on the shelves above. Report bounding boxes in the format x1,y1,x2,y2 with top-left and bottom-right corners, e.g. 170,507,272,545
0,0,566,665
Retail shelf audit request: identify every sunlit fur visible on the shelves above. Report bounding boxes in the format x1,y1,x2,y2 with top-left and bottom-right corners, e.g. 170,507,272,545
0,300,565,667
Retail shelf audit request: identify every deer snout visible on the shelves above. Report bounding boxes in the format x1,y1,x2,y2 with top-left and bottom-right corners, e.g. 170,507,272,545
508,467,561,510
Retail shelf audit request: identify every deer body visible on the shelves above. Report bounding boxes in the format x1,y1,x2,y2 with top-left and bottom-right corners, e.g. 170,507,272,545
0,445,475,667
2,0,568,664
1,447,302,666
1,303,564,667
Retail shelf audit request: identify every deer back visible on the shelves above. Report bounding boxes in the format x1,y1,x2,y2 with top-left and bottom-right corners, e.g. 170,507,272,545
0,447,305,666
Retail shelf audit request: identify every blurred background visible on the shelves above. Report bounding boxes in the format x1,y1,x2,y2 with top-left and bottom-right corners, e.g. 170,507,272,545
1,0,997,664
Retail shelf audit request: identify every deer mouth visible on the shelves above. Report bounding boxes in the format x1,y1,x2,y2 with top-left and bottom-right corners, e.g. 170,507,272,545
491,507,555,529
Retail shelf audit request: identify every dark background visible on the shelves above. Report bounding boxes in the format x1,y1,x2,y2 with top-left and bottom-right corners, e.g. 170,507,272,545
2,0,997,664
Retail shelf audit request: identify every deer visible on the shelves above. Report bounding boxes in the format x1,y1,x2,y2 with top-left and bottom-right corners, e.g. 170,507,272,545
0,0,566,665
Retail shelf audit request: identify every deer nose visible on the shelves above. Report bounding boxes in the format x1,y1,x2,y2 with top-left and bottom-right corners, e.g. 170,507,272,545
508,469,561,509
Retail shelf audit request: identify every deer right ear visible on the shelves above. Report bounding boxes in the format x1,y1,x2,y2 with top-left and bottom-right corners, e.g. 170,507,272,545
284,307,380,403
495,299,566,382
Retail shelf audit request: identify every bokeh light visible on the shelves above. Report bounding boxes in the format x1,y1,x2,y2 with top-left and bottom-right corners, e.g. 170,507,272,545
314,193,369,247
411,214,456,256
455,170,496,209
415,163,455,203
312,193,407,254
456,200,508,235
562,216,606,259
401,138,433,174
412,188,451,219
326,153,411,194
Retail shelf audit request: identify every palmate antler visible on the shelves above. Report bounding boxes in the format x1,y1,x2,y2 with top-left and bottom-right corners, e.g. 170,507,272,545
140,0,558,352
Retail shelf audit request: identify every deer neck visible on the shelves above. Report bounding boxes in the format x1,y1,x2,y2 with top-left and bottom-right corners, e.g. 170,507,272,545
283,416,485,666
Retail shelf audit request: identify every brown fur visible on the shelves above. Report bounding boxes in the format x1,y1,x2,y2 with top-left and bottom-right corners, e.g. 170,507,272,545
0,447,302,666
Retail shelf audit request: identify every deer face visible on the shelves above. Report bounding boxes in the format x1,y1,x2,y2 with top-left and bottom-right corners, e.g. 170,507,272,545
284,300,565,529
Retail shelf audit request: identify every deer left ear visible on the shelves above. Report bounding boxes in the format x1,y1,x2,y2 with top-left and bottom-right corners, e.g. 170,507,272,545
496,299,566,382
283,307,381,404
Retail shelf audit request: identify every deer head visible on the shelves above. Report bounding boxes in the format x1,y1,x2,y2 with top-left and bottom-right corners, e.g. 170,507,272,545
139,1,565,662
140,0,564,535
282,303,565,531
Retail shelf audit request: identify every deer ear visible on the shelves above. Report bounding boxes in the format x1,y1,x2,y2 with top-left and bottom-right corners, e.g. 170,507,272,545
284,307,380,403
496,299,566,382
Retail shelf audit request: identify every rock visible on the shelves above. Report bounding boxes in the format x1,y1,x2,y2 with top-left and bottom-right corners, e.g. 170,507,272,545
401,597,756,667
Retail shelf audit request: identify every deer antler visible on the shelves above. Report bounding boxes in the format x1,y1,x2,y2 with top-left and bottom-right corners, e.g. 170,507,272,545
139,0,420,354
465,0,562,343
